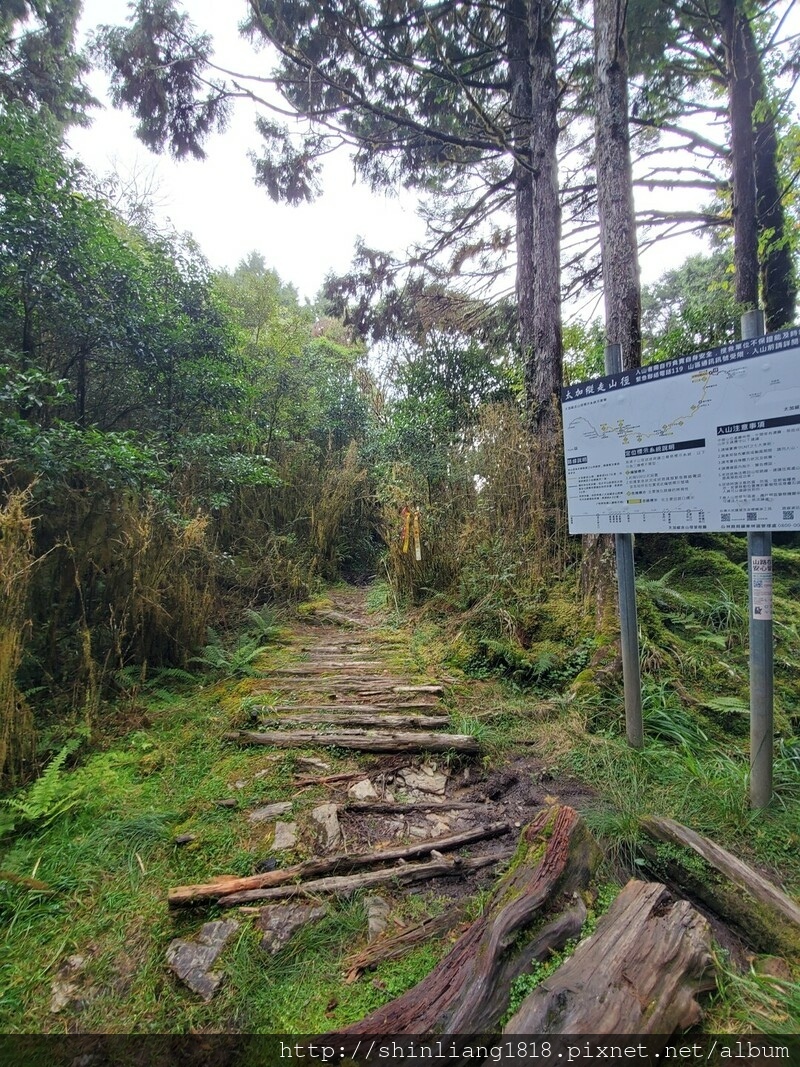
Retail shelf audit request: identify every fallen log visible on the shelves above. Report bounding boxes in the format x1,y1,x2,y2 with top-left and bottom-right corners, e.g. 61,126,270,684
328,805,599,1038
168,821,511,907
640,815,800,955
269,662,383,674
223,729,479,754
220,853,502,906
308,609,366,627
344,908,467,983
258,713,449,730
344,800,485,815
504,879,714,1034
293,770,368,788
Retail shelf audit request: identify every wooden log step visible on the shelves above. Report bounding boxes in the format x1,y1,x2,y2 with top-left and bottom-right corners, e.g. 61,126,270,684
224,729,479,754
256,677,409,689
168,822,512,907
640,815,800,954
328,805,599,1039
258,713,450,730
504,879,715,1035
257,680,443,693
299,645,376,654
306,609,366,628
267,703,442,714
223,852,504,906
344,800,488,815
269,662,385,675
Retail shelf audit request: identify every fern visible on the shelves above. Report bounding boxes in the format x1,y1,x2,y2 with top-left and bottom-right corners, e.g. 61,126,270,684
1,740,84,835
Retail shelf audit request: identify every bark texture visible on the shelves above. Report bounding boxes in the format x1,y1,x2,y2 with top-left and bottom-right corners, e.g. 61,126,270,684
721,0,759,310
527,0,563,446
505,879,715,1034
594,0,641,370
641,815,800,955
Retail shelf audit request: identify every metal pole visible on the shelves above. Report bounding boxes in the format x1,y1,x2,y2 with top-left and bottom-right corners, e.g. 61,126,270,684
605,342,644,749
742,310,773,808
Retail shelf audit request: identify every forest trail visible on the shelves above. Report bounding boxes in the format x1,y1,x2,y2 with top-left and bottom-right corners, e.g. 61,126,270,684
166,588,800,1033
171,584,595,921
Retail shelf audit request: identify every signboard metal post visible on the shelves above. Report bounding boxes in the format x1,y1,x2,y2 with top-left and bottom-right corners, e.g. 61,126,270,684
605,343,644,749
742,310,773,808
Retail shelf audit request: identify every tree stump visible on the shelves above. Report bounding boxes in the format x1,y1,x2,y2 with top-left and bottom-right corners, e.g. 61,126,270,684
504,879,715,1034
327,805,600,1041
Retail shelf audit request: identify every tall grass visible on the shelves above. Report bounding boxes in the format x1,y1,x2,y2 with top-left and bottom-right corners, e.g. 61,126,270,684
0,489,36,786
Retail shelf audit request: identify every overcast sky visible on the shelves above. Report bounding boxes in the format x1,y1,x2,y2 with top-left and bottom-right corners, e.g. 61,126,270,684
69,1,799,314
70,0,426,302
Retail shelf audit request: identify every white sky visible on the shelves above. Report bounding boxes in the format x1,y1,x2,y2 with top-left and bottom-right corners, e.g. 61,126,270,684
70,0,426,302
69,1,799,312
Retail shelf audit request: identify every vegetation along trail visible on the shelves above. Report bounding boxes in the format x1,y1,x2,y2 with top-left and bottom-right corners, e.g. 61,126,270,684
3,583,800,1036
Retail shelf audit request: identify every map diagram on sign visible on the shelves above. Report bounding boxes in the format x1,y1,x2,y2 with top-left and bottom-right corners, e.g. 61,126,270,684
561,327,800,534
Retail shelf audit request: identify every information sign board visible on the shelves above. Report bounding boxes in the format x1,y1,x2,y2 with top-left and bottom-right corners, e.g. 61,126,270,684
561,326,800,534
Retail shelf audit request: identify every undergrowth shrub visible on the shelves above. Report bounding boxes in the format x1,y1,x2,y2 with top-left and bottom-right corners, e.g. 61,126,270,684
0,489,36,786
0,739,82,837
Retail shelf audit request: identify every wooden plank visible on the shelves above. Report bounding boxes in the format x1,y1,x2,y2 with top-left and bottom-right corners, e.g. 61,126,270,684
259,713,449,729
220,854,501,906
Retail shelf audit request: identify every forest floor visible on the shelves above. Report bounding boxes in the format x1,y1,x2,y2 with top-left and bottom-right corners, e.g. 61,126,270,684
1,584,799,1036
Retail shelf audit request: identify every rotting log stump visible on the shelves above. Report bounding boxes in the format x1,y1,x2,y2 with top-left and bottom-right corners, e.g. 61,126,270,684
504,879,715,1034
326,805,599,1040
640,816,800,955
223,729,479,754
168,822,511,907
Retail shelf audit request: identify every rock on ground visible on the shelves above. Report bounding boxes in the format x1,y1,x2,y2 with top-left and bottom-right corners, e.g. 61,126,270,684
272,821,298,851
166,920,239,1002
364,896,392,941
248,801,293,824
257,903,328,954
311,803,342,851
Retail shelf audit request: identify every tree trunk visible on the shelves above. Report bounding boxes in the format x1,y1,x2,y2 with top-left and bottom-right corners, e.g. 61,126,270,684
743,15,797,329
504,879,715,1034
594,0,641,370
721,0,759,310
509,0,535,404
328,806,599,1041
527,0,563,443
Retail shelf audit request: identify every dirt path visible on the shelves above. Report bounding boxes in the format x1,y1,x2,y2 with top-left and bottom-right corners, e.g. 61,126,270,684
225,587,599,895
166,586,603,999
